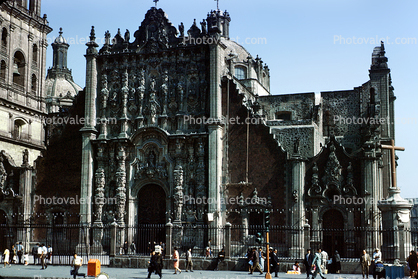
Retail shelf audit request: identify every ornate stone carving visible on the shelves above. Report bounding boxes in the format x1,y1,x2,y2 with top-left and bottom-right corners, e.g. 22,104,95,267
322,143,342,186
173,165,184,222
308,163,322,197
94,167,105,223
116,145,127,225
135,150,168,180
342,162,358,196
0,156,7,189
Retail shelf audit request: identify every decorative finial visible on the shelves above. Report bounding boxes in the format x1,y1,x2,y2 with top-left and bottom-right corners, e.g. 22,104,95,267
89,26,96,42
153,0,159,8
59,27,63,36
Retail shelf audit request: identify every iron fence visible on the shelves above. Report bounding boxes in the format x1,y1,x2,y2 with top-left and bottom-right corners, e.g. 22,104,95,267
1,223,416,263
0,224,111,265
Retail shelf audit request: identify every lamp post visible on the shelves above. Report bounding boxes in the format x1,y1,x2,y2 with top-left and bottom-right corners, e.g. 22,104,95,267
265,209,271,279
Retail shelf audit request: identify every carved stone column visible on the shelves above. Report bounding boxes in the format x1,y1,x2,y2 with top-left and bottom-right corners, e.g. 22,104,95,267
172,165,184,248
119,70,129,138
196,138,206,222
92,165,105,254
98,73,108,140
136,69,145,128
116,144,127,249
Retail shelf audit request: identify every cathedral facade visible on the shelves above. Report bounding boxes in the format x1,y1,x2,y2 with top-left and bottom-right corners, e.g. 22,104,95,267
79,6,410,258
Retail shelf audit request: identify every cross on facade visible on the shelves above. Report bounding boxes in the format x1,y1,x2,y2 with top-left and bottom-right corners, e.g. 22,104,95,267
153,0,159,8
380,139,405,189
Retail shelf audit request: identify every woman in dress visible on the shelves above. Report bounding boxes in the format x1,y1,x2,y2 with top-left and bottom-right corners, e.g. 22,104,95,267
3,248,11,268
173,247,181,274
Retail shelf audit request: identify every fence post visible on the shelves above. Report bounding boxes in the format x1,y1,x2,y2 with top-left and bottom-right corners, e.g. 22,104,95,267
110,221,118,257
304,222,311,252
165,219,173,259
398,223,406,262
224,222,231,259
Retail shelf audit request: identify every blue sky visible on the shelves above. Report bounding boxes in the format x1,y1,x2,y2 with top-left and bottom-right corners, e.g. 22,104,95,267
42,0,417,198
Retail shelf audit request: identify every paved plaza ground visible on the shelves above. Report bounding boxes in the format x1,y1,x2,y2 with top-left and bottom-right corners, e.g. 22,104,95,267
0,265,373,279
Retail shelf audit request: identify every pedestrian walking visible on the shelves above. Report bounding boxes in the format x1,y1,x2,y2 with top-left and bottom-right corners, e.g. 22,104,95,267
361,250,371,279
304,249,314,279
185,248,193,272
407,250,417,278
246,248,253,272
258,247,265,271
312,248,326,279
172,247,181,274
71,253,83,279
130,241,136,254
3,248,11,268
40,243,47,269
16,242,23,264
147,250,162,278
249,247,263,275
37,244,43,266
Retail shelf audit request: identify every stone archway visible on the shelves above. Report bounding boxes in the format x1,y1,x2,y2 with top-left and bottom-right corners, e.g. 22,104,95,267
137,184,166,224
136,184,166,255
322,209,345,257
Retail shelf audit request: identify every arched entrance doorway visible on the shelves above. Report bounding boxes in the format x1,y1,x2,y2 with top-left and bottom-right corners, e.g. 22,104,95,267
136,184,166,255
322,209,344,257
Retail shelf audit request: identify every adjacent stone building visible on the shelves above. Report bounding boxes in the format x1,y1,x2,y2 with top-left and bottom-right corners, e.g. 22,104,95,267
0,0,51,250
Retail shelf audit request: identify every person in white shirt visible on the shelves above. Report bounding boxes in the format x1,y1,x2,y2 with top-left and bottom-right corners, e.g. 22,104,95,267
41,244,47,269
47,245,53,264
320,249,328,272
37,245,43,266
72,253,83,279
23,252,29,266
3,248,11,268
373,248,382,263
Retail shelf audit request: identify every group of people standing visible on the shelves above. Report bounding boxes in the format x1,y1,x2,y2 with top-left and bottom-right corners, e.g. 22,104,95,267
3,242,50,268
245,247,280,277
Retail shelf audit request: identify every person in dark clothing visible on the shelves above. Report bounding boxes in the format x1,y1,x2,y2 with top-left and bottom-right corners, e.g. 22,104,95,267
332,250,341,274
147,251,162,278
374,261,385,279
214,248,225,271
249,247,263,275
270,248,280,277
407,250,418,278
304,249,314,279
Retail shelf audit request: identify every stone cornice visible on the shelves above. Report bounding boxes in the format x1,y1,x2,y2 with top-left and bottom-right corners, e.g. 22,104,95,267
0,98,47,118
2,2,52,34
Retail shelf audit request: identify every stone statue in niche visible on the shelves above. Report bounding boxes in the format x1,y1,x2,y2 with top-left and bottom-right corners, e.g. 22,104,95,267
22,149,29,166
148,92,160,124
150,78,156,92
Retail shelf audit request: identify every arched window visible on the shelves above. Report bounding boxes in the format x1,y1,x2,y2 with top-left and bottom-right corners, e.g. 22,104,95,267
1,28,7,49
31,74,37,93
13,119,26,140
234,66,247,80
12,51,25,87
0,60,6,80
32,44,38,64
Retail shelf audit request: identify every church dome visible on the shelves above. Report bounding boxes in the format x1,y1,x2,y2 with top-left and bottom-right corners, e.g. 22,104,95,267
45,28,82,113
54,28,68,44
